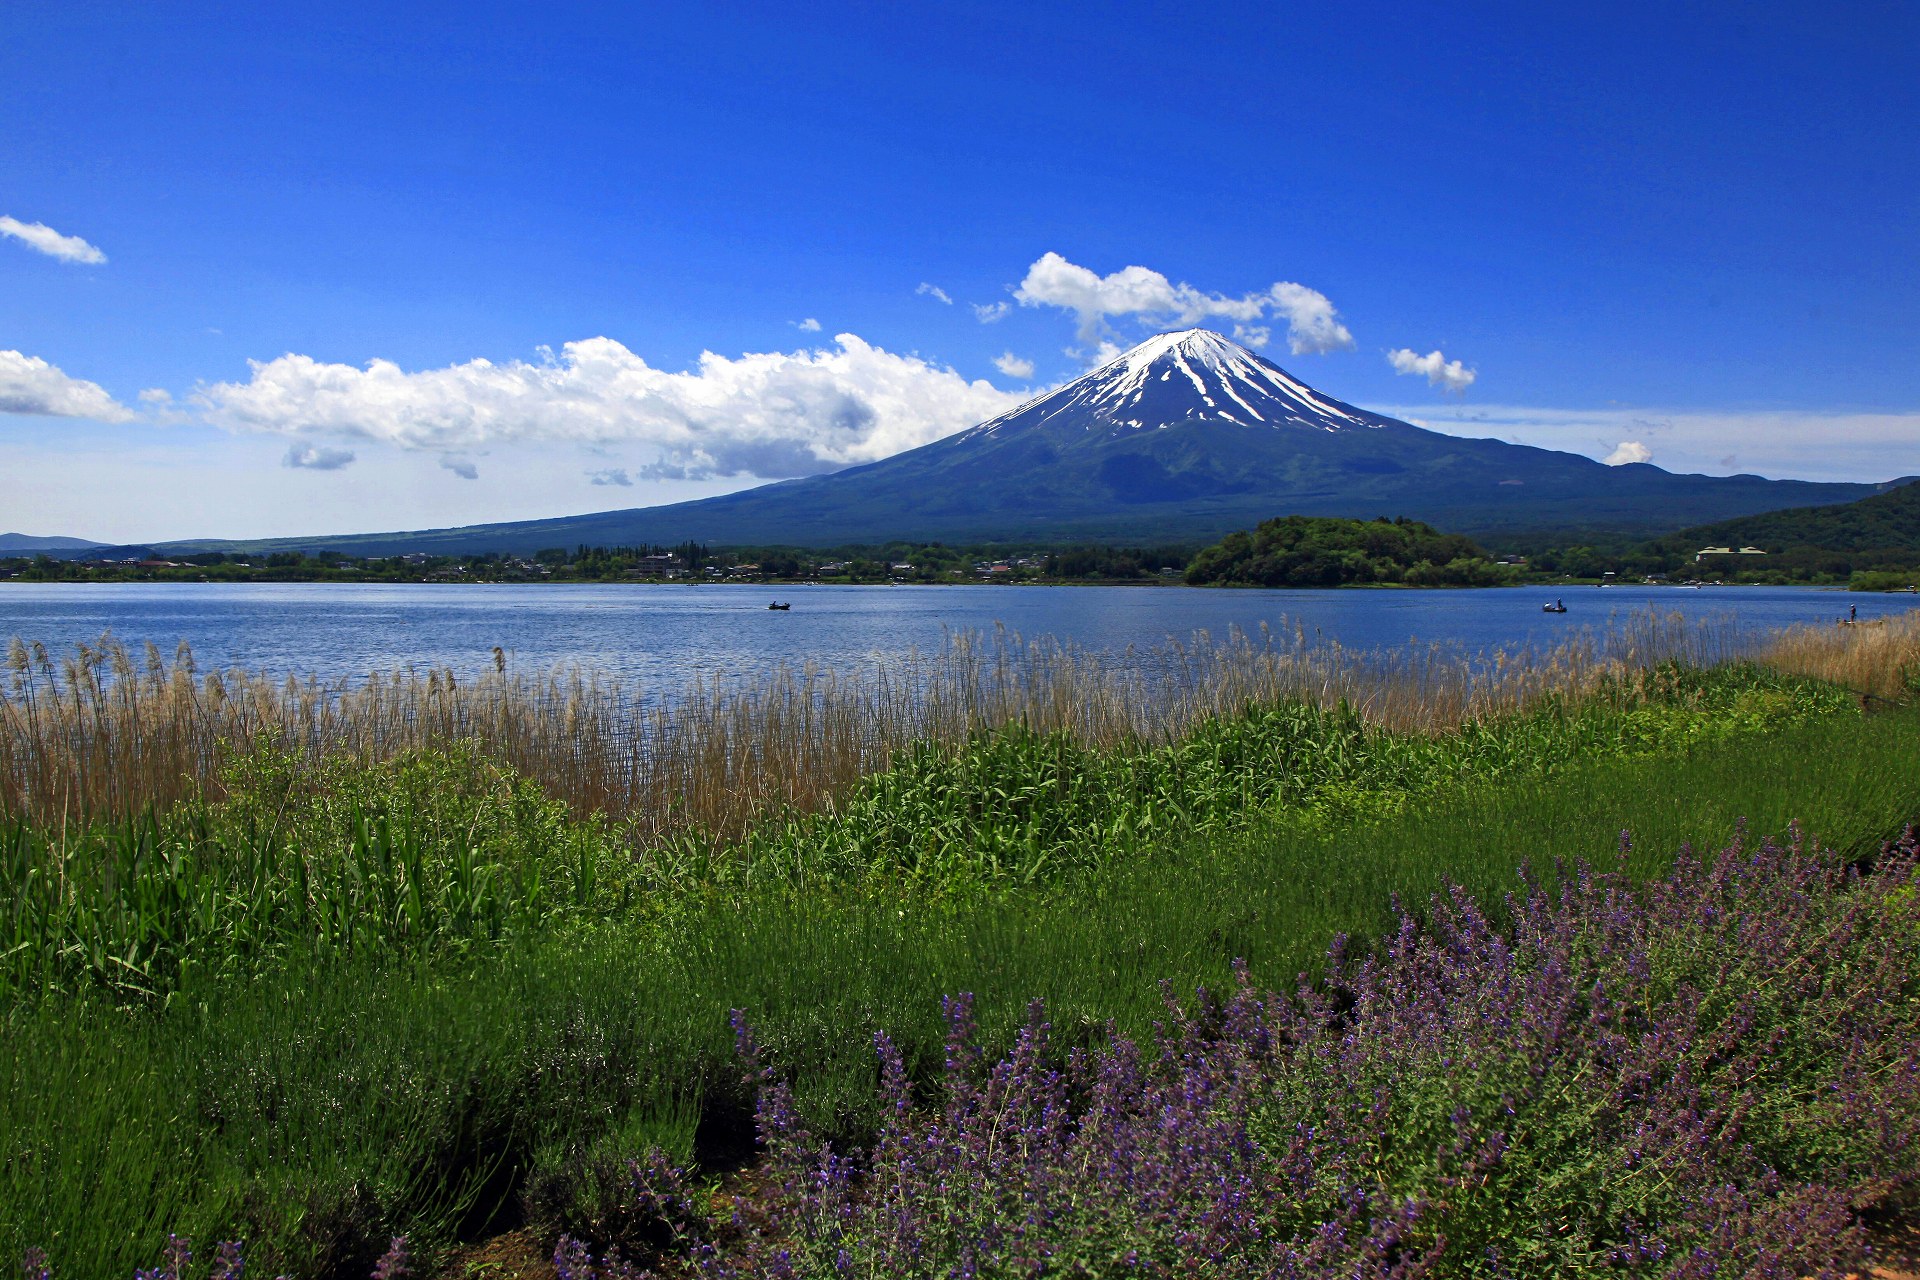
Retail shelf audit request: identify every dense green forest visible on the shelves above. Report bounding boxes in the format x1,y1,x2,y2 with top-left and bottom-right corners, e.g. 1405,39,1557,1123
1184,515,1511,588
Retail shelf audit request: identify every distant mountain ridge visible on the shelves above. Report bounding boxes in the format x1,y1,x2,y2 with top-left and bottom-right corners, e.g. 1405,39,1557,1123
0,533,105,553
95,329,1906,556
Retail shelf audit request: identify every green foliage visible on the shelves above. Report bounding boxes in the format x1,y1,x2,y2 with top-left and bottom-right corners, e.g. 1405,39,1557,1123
1041,544,1189,579
1852,568,1920,592
5,652,1919,1277
7,706,1920,1278
0,664,1861,1003
660,662,1855,893
1185,515,1512,587
0,741,634,1001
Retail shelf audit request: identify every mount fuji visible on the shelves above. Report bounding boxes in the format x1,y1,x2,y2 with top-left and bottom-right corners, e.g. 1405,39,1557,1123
964,328,1384,441
166,329,1898,555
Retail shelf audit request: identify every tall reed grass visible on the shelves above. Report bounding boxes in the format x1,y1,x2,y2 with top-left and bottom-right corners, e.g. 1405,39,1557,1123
1759,607,1920,701
0,661,1862,1003
3,609,1835,835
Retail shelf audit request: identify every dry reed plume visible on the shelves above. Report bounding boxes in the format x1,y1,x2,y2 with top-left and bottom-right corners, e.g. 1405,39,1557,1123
1756,607,1920,702
3,609,1910,837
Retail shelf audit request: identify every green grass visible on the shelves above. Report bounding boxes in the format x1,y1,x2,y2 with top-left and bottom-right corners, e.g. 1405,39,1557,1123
3,661,1862,1006
6,703,1919,1278
1,740,638,1001
684,660,1857,893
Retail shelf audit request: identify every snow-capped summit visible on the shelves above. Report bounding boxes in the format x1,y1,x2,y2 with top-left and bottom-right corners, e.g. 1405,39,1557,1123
964,328,1378,442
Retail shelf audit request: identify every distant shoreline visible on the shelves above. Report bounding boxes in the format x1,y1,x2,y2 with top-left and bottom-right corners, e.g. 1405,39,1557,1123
1,574,1898,592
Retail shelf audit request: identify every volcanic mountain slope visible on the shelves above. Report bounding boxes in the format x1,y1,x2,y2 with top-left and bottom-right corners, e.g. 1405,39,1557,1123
171,330,1895,556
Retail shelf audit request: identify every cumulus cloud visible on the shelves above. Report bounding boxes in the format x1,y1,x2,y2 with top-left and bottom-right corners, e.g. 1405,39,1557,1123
795,318,821,332
1011,252,1355,355
1268,284,1357,355
1232,324,1272,349
916,282,953,305
1387,347,1477,393
0,350,134,421
1603,440,1652,466
441,455,479,480
196,333,1025,482
973,301,1010,323
993,352,1036,380
138,388,173,404
0,216,107,265
282,444,356,471
588,467,632,486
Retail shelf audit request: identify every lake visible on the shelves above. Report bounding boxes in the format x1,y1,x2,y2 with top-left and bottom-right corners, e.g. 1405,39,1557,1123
1,582,1911,688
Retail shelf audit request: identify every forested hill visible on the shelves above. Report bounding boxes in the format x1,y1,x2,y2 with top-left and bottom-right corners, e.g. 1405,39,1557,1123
1184,515,1509,587
1655,477,1920,554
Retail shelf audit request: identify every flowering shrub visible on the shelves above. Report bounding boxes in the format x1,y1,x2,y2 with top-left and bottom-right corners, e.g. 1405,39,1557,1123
24,1237,254,1280
18,1235,402,1280
554,829,1920,1278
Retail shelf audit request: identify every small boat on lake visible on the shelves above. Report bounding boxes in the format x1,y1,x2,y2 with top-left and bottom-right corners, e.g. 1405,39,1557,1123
1542,599,1568,613
768,602,791,610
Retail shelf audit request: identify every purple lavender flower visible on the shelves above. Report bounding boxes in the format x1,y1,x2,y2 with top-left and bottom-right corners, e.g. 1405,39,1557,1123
132,1235,191,1280
209,1242,244,1280
369,1236,408,1280
551,1237,645,1280
680,832,1920,1277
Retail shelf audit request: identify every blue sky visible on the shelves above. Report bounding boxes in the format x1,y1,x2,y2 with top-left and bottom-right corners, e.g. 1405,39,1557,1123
3,0,1916,542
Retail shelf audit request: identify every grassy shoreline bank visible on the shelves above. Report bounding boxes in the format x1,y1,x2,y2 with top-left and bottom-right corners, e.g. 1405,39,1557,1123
4,613,1920,1277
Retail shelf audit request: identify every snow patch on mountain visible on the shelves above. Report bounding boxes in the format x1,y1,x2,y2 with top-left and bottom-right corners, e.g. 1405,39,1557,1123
964,328,1376,442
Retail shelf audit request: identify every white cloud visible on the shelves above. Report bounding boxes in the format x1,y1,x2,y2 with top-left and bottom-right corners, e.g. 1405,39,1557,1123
1386,347,1477,393
196,333,1025,482
1603,440,1652,466
588,467,633,486
441,455,480,480
916,282,953,305
973,301,1010,323
282,444,356,471
138,388,173,404
1378,402,1920,482
1268,283,1356,355
1232,324,1272,349
0,350,134,421
0,216,107,265
1011,252,1355,355
993,352,1036,380
795,318,821,332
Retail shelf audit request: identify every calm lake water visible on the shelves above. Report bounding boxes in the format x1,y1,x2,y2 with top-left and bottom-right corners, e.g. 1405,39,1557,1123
1,582,1913,688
